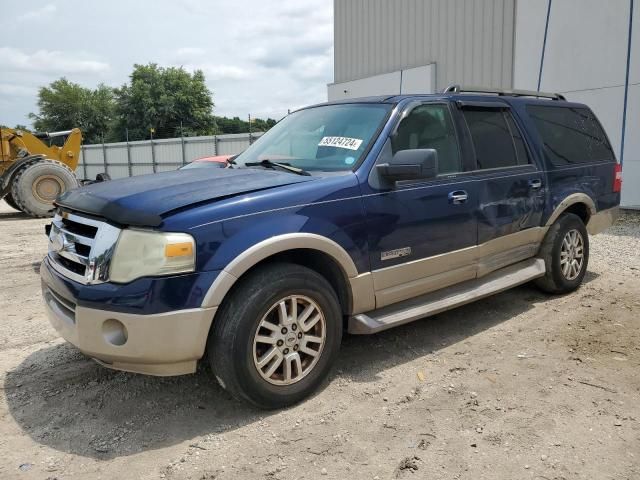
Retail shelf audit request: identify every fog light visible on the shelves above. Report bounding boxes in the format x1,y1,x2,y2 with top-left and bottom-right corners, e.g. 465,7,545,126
102,319,128,346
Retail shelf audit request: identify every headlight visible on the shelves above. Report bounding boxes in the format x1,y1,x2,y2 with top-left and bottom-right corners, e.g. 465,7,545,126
109,229,195,283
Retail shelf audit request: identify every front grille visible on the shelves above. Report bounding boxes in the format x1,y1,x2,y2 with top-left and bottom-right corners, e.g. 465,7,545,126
47,211,121,284
60,216,99,239
52,252,86,276
75,243,91,257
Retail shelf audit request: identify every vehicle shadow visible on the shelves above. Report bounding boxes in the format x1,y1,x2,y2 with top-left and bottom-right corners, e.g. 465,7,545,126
338,275,596,384
0,211,33,221
3,276,598,460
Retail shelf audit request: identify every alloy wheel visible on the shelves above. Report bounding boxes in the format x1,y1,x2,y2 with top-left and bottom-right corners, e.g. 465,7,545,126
560,229,584,280
252,295,326,386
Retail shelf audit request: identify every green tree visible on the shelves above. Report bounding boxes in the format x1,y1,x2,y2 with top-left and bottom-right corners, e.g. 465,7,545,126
0,124,31,132
213,116,277,134
213,116,245,134
29,78,115,144
115,64,215,140
252,117,277,131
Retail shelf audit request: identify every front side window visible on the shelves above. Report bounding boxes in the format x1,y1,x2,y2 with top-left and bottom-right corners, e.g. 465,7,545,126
392,104,462,174
234,104,392,172
526,105,615,165
462,108,529,169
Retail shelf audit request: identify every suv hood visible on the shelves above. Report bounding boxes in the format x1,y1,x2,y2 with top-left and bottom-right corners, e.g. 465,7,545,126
56,168,314,227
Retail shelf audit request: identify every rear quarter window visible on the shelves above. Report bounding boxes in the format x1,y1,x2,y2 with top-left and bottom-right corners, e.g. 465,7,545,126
526,105,615,165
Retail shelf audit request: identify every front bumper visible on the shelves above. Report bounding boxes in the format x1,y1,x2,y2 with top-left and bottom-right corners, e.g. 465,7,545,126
41,258,217,376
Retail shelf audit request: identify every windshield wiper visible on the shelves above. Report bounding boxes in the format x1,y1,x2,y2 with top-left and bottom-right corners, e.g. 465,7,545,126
244,159,311,176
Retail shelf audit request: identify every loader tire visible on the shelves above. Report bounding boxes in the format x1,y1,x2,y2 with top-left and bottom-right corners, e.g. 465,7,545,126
3,192,22,212
11,159,79,218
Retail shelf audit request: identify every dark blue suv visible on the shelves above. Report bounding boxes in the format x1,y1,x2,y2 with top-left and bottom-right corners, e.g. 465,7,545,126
41,86,621,408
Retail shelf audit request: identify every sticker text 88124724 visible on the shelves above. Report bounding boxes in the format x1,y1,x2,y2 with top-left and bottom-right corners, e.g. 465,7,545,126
318,136,363,151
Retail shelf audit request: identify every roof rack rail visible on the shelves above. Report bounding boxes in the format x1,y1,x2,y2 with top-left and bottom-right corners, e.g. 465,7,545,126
443,84,566,101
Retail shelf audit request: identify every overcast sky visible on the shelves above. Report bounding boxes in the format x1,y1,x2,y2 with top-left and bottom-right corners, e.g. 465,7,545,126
0,0,333,128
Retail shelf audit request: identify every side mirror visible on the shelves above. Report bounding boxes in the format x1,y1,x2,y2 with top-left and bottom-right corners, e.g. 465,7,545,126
376,149,438,182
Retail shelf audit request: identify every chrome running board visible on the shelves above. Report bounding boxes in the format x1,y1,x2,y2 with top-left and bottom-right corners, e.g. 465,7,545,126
348,258,545,334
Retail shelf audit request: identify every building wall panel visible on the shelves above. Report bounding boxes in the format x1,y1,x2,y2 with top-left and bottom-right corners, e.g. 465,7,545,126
513,0,638,208
332,0,516,90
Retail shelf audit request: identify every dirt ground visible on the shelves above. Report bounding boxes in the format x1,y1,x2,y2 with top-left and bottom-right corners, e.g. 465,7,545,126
0,199,639,480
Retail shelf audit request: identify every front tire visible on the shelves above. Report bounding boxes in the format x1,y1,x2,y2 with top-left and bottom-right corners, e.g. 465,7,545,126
10,159,79,218
534,212,589,294
208,263,342,408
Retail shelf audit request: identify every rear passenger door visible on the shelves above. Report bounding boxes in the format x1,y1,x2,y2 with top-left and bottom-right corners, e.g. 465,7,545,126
456,101,545,275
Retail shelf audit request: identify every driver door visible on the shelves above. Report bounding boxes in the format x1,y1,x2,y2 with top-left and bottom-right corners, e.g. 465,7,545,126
362,102,479,308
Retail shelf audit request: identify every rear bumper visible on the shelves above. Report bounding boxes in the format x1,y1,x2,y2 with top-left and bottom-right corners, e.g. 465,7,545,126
41,259,216,376
587,206,619,235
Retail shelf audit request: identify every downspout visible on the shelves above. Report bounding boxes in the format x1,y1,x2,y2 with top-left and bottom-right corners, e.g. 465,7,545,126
537,0,553,91
620,0,635,166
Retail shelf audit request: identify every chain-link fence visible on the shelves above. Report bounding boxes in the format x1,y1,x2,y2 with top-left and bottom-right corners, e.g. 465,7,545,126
78,131,263,180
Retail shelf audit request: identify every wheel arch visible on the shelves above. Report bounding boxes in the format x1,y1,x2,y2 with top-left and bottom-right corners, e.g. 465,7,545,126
201,233,375,316
545,193,596,227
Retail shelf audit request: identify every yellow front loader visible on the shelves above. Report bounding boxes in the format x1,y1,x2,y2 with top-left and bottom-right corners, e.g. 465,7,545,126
0,128,82,217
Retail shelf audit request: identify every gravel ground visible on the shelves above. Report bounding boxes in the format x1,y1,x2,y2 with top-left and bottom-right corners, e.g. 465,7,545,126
0,200,639,480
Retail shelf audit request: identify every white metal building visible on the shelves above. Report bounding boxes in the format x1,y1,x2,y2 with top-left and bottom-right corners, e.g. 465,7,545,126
329,0,638,208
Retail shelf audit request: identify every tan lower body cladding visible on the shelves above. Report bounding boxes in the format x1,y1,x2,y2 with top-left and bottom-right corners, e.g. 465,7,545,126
370,227,548,308
362,206,618,311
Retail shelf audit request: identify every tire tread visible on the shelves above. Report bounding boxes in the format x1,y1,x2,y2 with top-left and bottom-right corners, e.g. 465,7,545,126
10,159,77,218
534,212,589,294
208,262,342,408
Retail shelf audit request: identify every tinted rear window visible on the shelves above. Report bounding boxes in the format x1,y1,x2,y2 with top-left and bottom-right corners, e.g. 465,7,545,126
527,105,615,165
462,109,529,169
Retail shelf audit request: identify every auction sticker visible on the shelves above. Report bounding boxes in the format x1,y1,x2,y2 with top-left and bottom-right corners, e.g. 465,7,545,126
318,136,363,150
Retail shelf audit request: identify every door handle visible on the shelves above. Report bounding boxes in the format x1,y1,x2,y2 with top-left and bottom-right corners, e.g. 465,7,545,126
448,190,468,205
529,179,543,190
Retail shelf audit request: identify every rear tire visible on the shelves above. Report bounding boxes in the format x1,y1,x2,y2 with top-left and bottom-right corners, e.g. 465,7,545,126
208,263,342,409
10,159,79,218
534,213,589,294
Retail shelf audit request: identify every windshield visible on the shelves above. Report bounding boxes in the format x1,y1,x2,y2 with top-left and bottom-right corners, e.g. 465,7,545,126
234,103,392,172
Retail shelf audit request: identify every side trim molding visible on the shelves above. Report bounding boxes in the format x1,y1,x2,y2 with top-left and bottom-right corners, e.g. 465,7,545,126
371,227,547,308
349,272,376,314
201,233,376,313
349,258,546,334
